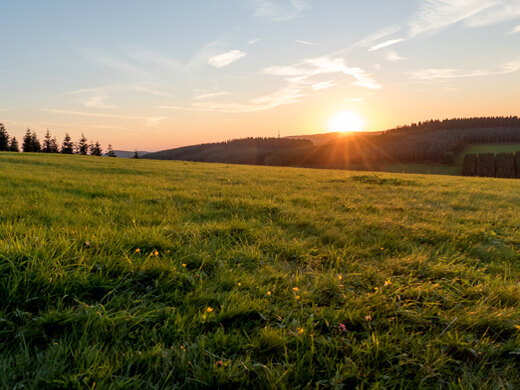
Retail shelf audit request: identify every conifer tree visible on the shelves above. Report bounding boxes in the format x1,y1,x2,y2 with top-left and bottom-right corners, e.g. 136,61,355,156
91,141,103,156
49,137,59,153
9,137,19,152
78,133,89,155
0,123,9,151
107,144,117,157
30,131,41,152
42,130,52,153
61,133,74,154
133,150,139,159
22,129,33,152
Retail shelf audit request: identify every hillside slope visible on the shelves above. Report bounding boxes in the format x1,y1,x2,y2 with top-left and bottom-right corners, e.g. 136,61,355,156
2,153,520,388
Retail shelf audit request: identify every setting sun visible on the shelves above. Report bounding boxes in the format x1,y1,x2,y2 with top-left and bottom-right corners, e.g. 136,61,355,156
327,112,365,133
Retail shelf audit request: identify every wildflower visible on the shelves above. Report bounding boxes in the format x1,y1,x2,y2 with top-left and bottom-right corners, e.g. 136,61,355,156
237,282,242,287
297,327,304,334
295,295,301,300
515,325,520,331
384,279,392,287
135,248,140,253
207,307,214,313
338,275,342,280
216,360,223,367
267,291,272,296
182,263,187,267
339,323,346,332
292,287,300,292
365,315,372,322
374,287,379,291
154,250,159,256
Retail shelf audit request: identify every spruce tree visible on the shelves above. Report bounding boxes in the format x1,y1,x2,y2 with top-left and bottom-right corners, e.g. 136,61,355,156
0,123,9,151
22,129,33,152
78,133,89,155
61,133,74,154
9,137,19,152
30,131,41,152
49,137,59,153
42,130,52,153
107,144,117,157
91,141,103,156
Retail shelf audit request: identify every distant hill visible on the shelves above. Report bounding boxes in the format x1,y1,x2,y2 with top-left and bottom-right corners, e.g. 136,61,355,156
144,117,520,171
144,138,313,165
285,131,382,145
105,150,150,158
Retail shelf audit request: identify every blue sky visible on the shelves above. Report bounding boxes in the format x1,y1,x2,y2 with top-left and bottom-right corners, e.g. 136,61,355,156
1,0,520,150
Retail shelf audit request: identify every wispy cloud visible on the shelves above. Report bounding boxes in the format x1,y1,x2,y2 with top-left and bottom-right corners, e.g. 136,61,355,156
163,85,304,113
42,108,167,127
84,96,116,109
264,56,381,90
295,39,316,46
510,25,520,33
248,38,261,45
410,57,520,80
251,0,311,21
354,25,403,49
208,50,247,68
368,38,405,52
385,50,406,62
312,80,335,90
194,91,231,100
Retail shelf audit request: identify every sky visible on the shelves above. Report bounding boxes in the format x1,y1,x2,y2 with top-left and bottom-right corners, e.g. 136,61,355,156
1,0,520,151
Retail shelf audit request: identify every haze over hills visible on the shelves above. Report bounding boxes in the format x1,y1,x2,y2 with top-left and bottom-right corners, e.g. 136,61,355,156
144,117,520,173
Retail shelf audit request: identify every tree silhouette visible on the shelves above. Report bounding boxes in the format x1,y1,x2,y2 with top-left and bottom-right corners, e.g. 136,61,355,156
9,137,19,152
0,123,9,151
78,133,89,155
91,141,103,156
133,150,139,159
106,144,117,157
42,130,52,153
49,136,59,153
61,133,74,154
22,129,37,152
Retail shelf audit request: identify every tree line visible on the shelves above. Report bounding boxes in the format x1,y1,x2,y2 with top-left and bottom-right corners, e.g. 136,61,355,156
462,152,520,178
0,123,117,156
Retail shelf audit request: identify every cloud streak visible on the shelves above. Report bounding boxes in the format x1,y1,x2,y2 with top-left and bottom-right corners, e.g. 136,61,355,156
410,58,520,80
208,50,247,68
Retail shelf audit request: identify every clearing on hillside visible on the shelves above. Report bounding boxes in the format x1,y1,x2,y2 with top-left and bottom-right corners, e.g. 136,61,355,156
1,153,520,388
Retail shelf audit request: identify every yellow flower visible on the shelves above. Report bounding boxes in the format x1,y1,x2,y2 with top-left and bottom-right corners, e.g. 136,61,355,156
154,250,159,256
515,325,520,331
238,282,242,287
207,307,214,313
295,295,301,300
384,279,392,286
182,263,187,267
338,275,342,280
267,291,271,296
297,327,304,334
292,287,300,292
135,248,140,253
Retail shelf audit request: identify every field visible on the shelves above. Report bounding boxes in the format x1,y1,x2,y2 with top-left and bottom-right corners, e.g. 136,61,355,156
456,143,520,166
2,153,520,388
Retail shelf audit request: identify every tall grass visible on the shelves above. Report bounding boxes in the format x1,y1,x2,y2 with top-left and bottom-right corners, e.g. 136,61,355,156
1,153,520,388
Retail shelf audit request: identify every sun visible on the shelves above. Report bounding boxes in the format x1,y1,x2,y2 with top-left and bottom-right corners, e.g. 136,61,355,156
328,112,365,133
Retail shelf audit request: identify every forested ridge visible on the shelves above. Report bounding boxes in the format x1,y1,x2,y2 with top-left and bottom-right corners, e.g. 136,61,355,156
145,117,520,169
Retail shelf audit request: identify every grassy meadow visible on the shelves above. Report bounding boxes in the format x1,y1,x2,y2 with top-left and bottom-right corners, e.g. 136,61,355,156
3,153,520,388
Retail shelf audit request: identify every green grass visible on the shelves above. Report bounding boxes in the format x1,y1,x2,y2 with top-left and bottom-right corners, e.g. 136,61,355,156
2,153,520,388
383,163,459,176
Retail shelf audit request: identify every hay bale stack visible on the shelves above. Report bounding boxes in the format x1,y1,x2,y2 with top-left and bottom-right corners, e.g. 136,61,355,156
496,153,515,178
462,154,477,176
476,153,496,177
